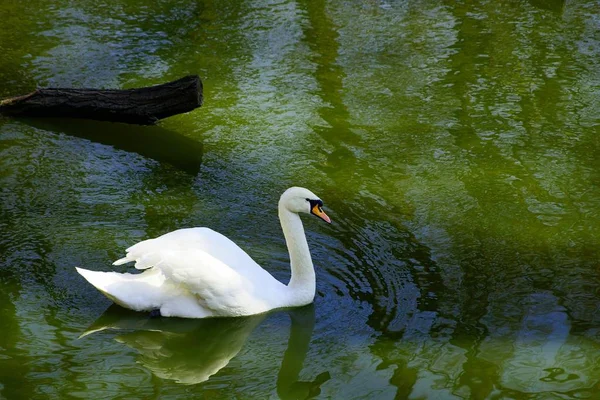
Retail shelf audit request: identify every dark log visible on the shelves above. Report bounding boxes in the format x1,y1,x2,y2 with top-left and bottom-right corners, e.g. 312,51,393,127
0,75,203,125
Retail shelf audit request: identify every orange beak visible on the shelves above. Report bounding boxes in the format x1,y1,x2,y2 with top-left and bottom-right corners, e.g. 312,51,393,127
311,204,331,224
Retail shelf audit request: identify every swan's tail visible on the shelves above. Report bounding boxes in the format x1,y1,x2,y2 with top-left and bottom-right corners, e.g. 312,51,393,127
76,267,168,312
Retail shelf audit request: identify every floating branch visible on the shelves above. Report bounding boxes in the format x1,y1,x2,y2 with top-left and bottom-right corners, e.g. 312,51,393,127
0,75,203,125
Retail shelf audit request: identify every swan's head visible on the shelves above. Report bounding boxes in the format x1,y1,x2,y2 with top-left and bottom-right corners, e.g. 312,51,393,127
280,187,331,224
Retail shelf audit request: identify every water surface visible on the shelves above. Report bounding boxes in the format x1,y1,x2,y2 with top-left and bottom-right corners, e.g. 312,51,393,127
2,0,600,398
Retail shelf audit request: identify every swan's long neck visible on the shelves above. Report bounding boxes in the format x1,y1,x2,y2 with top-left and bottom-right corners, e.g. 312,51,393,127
279,204,316,306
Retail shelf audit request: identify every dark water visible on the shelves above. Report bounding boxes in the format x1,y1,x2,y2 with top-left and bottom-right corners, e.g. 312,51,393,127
2,0,600,398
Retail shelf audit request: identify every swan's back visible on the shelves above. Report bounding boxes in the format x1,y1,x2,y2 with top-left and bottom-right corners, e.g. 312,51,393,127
121,227,275,282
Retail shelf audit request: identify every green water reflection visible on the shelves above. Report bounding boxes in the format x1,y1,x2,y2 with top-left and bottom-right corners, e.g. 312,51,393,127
2,0,600,398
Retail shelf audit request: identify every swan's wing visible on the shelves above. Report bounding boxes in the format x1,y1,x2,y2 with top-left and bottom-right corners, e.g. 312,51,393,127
116,228,260,275
135,248,282,316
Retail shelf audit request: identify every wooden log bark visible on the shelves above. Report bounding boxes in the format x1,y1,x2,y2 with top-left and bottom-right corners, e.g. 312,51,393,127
0,75,203,125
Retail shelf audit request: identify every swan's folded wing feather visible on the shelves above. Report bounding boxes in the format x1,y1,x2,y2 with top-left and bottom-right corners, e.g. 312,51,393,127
120,228,260,275
139,249,261,315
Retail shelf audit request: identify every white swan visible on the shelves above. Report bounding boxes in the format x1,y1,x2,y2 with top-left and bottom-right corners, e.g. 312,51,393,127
76,187,331,318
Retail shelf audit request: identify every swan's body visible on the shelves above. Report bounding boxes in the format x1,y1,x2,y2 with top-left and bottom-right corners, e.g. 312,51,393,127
76,187,331,318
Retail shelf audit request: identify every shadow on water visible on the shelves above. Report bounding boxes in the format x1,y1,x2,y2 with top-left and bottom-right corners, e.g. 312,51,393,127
82,304,330,398
18,118,203,174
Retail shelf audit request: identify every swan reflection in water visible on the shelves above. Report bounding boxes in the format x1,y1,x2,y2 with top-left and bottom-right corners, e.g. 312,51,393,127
82,304,330,398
